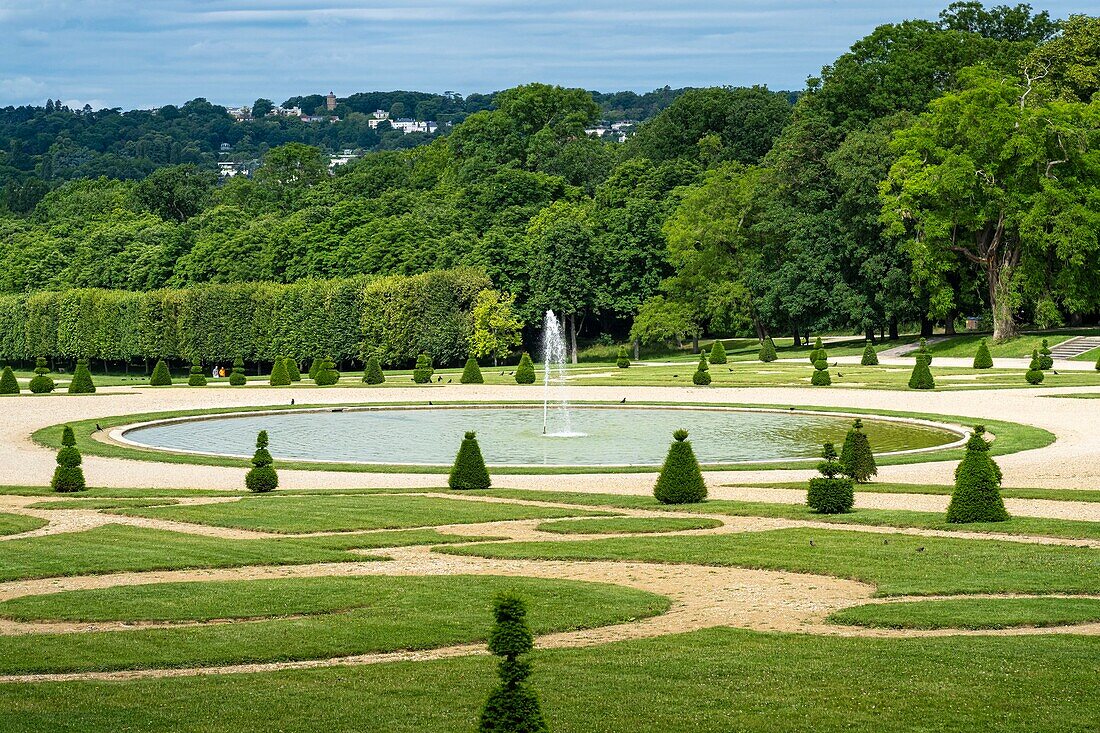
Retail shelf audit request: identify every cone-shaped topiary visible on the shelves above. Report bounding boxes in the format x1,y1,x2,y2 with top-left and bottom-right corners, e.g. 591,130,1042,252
307,358,322,381
908,353,935,389
839,418,877,483
514,353,536,384
916,337,933,364
973,339,993,369
1025,350,1044,385
149,359,173,386
51,425,85,493
616,346,630,368
807,442,853,514
0,365,18,395
653,429,707,504
29,357,55,393
285,357,302,382
692,354,711,385
709,340,727,364
946,426,1008,523
412,354,434,384
808,336,824,364
448,431,491,490
188,358,207,386
758,337,777,363
1038,339,1053,370
229,357,247,386
479,594,548,733
363,355,385,384
67,358,96,394
245,430,278,493
860,341,879,366
461,357,485,384
810,349,831,386
313,357,340,386
269,356,291,386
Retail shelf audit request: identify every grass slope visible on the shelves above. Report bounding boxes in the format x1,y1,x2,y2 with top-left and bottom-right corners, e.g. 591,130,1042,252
830,597,1100,630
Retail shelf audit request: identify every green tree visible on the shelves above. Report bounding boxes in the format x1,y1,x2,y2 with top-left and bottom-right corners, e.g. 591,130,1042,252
132,164,215,223
1024,14,1100,103
468,289,523,367
449,431,491,490
946,426,1008,522
839,418,877,483
478,594,548,733
653,429,707,504
630,296,699,350
149,359,172,386
514,352,536,384
51,425,86,493
526,202,595,363
251,98,274,118
245,430,278,493
67,358,95,394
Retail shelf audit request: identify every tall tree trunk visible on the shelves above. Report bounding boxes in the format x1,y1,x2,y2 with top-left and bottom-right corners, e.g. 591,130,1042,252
989,262,1017,342
691,333,699,354
944,310,957,336
888,319,899,341
865,327,875,345
632,338,640,360
568,313,578,365
791,324,801,347
920,317,934,338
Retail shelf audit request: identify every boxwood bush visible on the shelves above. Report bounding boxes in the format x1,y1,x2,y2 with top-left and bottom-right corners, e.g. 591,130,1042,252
653,429,707,504
616,346,630,368
807,443,853,514
973,339,993,369
461,357,485,384
412,354,434,384
449,431,491,490
946,426,1008,523
758,338,777,363
245,430,278,493
188,358,207,386
1025,350,1044,385
362,355,385,384
313,357,340,386
228,357,247,386
29,357,55,393
514,352,536,384
269,356,291,386
0,365,18,395
149,359,173,387
709,340,727,364
284,357,302,382
860,341,879,366
692,354,711,385
51,425,86,493
67,358,95,394
839,418,877,483
908,353,935,389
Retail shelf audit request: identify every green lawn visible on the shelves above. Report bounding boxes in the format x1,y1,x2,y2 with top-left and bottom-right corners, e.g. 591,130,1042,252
438,528,1100,596
0,512,46,536
830,596,1100,630
0,575,668,674
536,517,722,535
108,494,610,533
28,498,181,509
740,481,1100,503
2,629,1096,732
927,329,1100,359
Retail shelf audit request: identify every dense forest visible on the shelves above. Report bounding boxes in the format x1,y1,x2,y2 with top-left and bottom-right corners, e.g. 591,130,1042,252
0,2,1097,366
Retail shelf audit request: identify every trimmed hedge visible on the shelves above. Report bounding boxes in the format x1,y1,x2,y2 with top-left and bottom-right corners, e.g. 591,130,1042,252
245,430,278,493
460,357,484,384
653,429,707,504
149,359,173,386
915,337,932,364
29,357,54,393
860,341,879,366
692,354,711,385
1038,339,1053,370
313,357,340,386
616,346,630,368
709,340,727,364
808,336,823,364
839,418,876,483
973,339,993,369
412,354,434,384
51,425,85,493
269,356,291,386
810,358,831,386
479,594,547,733
946,426,1008,523
285,357,302,382
1025,350,1044,385
514,352,536,384
308,358,322,381
362,355,385,384
67,358,95,394
229,357,247,386
0,365,18,395
807,443,853,514
449,431,492,490
908,353,935,389
758,337,777,363
188,359,207,386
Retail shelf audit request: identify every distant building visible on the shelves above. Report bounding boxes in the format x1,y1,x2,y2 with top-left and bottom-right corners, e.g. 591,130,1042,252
269,106,302,117
226,106,251,121
328,149,360,170
217,160,257,178
326,92,337,111
300,115,337,123
219,142,232,152
390,118,437,134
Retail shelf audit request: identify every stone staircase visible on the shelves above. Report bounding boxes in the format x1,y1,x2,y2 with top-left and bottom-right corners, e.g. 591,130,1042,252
1049,335,1100,359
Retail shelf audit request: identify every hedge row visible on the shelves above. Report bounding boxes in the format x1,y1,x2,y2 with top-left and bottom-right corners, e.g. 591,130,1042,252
0,267,490,366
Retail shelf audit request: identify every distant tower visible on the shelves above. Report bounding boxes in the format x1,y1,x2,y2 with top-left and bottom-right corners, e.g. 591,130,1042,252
326,91,337,111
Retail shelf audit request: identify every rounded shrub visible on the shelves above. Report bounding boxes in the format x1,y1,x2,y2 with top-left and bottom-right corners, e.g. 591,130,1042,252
860,341,879,366
245,430,278,493
362,355,385,384
448,431,492,490
1025,350,1044,385
810,358,831,386
479,594,547,733
188,359,207,387
709,340,727,364
973,339,993,369
229,357,247,386
51,425,86,493
461,357,485,384
839,418,877,483
946,426,1008,523
758,338,777,363
269,356,291,386
412,354,434,384
313,357,340,386
808,336,824,364
149,359,173,387
908,353,935,389
616,346,630,368
0,365,18,395
29,357,55,394
285,358,302,382
653,429,707,504
807,443,853,514
307,358,322,381
67,359,96,394
692,354,711,385
1038,339,1053,370
514,353,536,384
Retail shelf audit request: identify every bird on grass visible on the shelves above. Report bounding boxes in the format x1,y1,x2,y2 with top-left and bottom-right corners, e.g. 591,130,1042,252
1053,370,1059,375
290,399,295,406
916,547,925,553
447,379,452,384
428,400,433,406
837,371,843,377
809,539,816,547
94,423,102,432
882,539,889,545
437,376,443,382
673,374,679,378
500,372,505,376
619,397,626,404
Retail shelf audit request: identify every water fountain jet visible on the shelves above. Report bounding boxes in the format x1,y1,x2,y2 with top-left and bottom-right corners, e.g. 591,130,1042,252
541,310,583,437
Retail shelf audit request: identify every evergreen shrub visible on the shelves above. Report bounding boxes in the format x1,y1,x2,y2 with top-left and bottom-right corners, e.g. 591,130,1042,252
653,429,707,504
946,426,1008,523
692,354,711,385
313,357,340,386
973,339,993,369
229,357,247,386
188,359,207,386
67,359,95,394
709,340,727,364
1038,339,1053,370
269,356,291,386
916,337,933,364
149,359,173,387
809,336,824,364
0,366,18,395
412,354,434,384
758,338,777,363
1025,350,1044,385
908,353,935,389
479,594,548,733
514,353,536,384
285,358,302,382
461,358,484,384
362,355,385,384
807,443,853,514
839,418,876,483
245,430,278,493
51,425,86,493
860,341,879,366
29,357,55,393
616,346,630,368
448,431,491,490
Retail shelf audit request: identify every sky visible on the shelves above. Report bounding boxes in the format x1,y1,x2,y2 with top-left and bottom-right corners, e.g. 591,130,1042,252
0,0,1087,110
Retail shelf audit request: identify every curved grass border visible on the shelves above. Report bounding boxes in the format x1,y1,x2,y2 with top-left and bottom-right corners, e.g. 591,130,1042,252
32,400,1054,475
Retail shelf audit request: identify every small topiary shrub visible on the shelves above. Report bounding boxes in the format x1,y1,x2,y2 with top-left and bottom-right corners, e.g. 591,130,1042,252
479,594,548,733
0,365,18,395
448,431,491,490
709,340,727,364
67,359,96,394
149,359,173,387
860,341,879,366
285,358,302,382
946,426,1008,523
245,430,278,493
653,429,707,504
362,355,385,384
908,353,935,389
616,346,630,368
461,357,485,384
973,339,993,369
51,425,86,493
514,353,536,384
29,357,55,394
808,336,824,364
269,356,291,386
916,337,933,365
229,357,247,386
758,337,777,363
307,358,322,381
691,354,711,385
1038,339,1053,370
313,357,340,386
839,418,877,483
1025,350,1044,385
188,359,207,386
810,358,831,386
412,354,434,384
807,443,853,514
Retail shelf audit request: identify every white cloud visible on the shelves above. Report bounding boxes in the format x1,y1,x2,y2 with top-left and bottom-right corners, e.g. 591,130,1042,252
0,76,46,100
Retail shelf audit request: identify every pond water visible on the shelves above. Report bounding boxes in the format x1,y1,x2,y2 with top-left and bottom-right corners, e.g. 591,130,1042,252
120,406,961,467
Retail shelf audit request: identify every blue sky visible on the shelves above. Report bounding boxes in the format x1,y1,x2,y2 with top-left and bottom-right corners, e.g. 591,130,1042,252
0,1,1086,109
